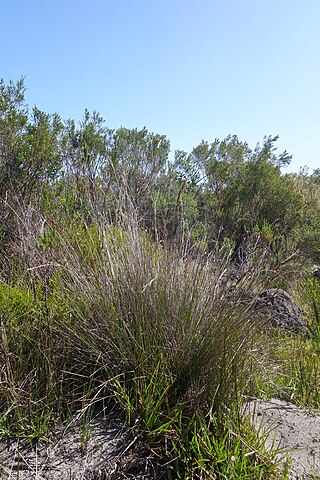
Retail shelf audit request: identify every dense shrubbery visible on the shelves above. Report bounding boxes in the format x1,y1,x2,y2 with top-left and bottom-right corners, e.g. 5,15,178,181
1,78,319,266
0,78,319,478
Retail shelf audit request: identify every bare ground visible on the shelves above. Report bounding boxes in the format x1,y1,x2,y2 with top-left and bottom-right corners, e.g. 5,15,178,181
0,409,156,480
245,398,320,479
1,399,320,479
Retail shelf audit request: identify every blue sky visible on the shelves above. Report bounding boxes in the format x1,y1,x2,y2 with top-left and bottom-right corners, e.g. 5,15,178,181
1,0,319,172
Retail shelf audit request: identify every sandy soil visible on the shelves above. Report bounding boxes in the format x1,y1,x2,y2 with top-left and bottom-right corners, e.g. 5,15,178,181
0,410,154,479
245,398,320,479
1,399,320,479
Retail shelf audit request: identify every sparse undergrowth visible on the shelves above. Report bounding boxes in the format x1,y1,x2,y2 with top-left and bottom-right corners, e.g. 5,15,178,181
250,278,320,410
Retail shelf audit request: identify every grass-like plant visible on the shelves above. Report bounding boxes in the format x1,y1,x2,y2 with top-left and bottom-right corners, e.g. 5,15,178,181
0,206,312,478
42,220,283,476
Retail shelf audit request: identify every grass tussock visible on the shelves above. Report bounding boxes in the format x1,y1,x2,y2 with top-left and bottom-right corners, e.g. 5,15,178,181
0,206,319,478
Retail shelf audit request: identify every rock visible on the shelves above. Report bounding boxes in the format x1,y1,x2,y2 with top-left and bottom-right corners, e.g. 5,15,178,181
253,288,308,336
312,265,320,279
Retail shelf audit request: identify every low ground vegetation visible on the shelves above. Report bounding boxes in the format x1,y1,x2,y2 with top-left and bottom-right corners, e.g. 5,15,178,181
0,78,319,478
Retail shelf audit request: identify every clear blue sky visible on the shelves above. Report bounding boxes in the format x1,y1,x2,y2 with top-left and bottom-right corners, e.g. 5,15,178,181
1,0,319,172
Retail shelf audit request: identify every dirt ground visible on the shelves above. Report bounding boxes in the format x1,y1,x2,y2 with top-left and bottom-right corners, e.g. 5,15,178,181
0,409,154,480
1,399,320,479
245,398,320,479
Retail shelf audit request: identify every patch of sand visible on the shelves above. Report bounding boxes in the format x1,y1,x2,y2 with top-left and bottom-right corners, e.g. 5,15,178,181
2,399,320,479
0,410,153,479
245,398,320,479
